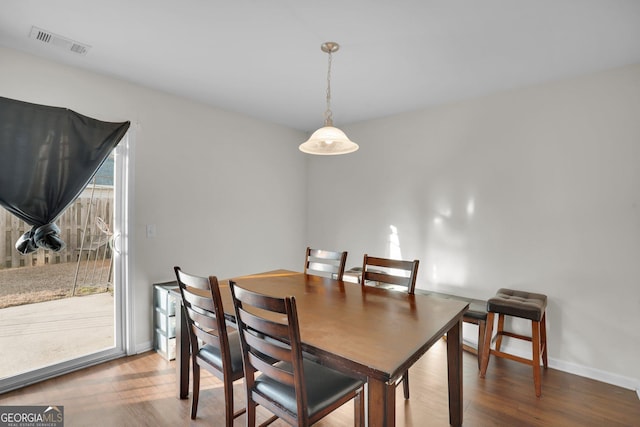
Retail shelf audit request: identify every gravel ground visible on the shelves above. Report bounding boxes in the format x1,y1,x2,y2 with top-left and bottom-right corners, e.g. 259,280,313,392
0,260,112,309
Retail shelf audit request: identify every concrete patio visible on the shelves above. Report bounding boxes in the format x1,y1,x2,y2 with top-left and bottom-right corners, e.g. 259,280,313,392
0,292,114,379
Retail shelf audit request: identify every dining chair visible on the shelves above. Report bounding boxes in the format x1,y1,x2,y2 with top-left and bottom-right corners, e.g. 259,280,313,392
229,280,365,427
304,246,348,281
174,267,245,426
360,254,420,399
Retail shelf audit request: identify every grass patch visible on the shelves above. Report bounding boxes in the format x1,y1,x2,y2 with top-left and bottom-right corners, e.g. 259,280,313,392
0,261,112,309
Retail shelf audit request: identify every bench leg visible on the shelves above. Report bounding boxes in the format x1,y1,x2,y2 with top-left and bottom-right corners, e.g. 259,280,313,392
476,319,486,370
479,312,494,378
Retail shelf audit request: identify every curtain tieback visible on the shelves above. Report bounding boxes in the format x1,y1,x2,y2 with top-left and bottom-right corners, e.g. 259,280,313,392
15,223,65,254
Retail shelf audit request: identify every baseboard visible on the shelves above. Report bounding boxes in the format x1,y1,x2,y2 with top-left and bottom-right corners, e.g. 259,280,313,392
135,341,153,354
0,350,125,394
462,332,639,392
462,337,479,351
548,357,638,391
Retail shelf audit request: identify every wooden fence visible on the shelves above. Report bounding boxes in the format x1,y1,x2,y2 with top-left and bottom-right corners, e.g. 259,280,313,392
0,186,114,270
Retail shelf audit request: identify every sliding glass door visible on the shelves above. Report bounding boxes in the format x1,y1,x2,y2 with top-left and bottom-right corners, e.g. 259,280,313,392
0,134,132,393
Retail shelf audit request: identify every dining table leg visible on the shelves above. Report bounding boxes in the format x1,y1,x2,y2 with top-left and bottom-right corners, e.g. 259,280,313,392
446,319,463,426
175,301,190,399
367,377,395,426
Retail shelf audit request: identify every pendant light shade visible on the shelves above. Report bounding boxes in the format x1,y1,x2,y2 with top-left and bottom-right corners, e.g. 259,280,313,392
299,42,359,155
299,125,358,155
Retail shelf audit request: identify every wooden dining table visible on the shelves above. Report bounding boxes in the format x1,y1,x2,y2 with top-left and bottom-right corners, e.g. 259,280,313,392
171,270,468,426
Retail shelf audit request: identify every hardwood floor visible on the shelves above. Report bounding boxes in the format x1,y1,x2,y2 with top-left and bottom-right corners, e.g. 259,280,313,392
1,339,638,426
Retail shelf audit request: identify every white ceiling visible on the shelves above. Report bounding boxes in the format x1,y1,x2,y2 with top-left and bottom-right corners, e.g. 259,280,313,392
1,0,640,132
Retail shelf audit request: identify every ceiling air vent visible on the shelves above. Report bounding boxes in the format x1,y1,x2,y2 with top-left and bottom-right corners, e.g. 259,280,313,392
29,26,91,56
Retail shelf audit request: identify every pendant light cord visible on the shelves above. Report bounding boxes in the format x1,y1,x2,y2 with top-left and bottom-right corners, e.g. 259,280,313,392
324,50,334,126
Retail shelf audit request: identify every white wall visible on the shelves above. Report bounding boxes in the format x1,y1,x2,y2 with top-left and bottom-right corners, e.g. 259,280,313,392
307,64,640,390
0,46,308,351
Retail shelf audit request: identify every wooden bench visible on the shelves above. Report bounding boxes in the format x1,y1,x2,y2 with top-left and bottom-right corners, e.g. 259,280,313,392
415,290,488,369
344,267,488,369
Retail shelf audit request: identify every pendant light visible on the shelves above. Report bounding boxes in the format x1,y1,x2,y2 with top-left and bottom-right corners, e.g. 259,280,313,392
299,42,359,155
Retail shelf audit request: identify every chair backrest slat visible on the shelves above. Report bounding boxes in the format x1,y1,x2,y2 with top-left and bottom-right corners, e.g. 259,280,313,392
244,329,293,362
364,270,412,287
361,254,420,294
234,285,287,312
182,289,216,312
185,305,218,330
237,306,290,338
192,322,222,347
307,261,339,274
304,246,348,280
247,351,296,387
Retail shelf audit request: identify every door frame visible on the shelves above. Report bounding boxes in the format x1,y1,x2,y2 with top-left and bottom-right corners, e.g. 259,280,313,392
0,132,134,393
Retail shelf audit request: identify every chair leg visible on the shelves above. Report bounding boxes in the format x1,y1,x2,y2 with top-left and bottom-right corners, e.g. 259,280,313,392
247,399,257,427
532,319,542,397
402,371,410,399
479,312,495,378
224,378,234,427
354,389,364,427
540,311,548,368
191,363,200,419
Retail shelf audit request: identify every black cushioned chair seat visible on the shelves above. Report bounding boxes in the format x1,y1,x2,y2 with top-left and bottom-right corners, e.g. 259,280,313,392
254,359,364,417
487,288,547,321
198,330,244,374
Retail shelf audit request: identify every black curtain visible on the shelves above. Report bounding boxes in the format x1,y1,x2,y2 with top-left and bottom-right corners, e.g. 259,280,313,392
0,96,130,254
